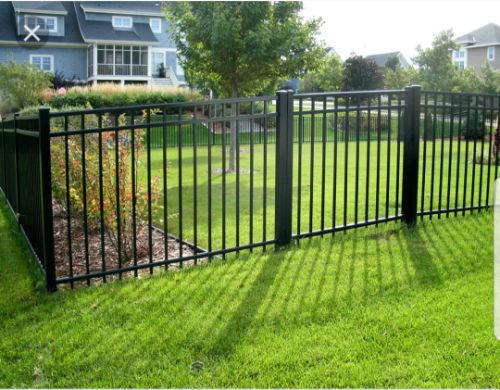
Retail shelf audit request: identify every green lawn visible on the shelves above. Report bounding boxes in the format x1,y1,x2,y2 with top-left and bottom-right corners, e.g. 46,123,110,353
1,197,499,387
141,137,495,253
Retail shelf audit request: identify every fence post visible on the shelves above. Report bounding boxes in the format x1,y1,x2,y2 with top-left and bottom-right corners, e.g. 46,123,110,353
275,90,294,247
0,116,4,190
14,113,20,214
402,85,421,226
39,108,57,292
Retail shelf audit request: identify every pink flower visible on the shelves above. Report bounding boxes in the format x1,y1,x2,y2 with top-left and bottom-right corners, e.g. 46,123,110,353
57,87,67,94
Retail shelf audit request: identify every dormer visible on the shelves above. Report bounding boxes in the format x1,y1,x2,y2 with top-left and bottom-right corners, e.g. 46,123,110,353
12,1,67,37
112,15,133,30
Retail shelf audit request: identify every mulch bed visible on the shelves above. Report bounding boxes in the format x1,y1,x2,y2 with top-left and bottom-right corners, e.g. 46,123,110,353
52,202,205,283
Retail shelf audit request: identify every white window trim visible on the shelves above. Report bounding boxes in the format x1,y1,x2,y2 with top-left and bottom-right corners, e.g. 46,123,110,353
29,54,54,72
452,47,467,68
112,16,132,29
487,46,495,61
149,18,162,34
25,14,58,32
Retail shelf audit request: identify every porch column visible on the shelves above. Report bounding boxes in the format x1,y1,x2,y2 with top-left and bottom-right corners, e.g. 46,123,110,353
92,44,97,78
147,46,152,78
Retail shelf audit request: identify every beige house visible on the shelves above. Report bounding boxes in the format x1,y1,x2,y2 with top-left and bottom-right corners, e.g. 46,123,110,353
453,23,500,73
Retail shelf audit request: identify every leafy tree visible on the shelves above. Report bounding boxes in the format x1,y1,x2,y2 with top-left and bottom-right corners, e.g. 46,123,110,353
412,29,459,91
342,56,384,91
384,65,410,89
453,67,481,93
299,52,343,92
0,61,52,110
480,61,500,93
384,55,400,71
166,1,323,171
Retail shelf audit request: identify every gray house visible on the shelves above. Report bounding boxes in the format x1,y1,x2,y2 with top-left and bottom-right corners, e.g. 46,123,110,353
365,51,410,69
453,23,500,73
0,1,185,86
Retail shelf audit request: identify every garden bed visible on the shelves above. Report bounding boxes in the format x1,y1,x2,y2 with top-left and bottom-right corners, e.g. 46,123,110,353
52,202,200,281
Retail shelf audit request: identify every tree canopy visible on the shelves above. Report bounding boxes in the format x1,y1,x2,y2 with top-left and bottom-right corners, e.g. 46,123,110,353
165,1,324,98
384,55,400,71
342,56,384,91
298,51,343,92
412,29,459,91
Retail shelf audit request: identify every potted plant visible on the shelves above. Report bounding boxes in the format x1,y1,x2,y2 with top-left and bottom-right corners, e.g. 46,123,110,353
157,63,166,78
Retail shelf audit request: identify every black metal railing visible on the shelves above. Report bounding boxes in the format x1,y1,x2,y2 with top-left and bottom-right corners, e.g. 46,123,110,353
0,86,498,291
0,112,55,289
290,89,407,238
418,91,500,218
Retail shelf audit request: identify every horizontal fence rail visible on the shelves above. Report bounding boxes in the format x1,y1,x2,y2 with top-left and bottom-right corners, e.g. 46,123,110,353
0,86,498,290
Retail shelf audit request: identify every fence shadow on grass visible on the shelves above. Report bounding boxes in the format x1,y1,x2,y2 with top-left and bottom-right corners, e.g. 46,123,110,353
196,213,492,360
400,226,442,287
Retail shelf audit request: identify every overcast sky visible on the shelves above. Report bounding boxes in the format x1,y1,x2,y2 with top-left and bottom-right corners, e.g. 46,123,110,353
300,0,500,63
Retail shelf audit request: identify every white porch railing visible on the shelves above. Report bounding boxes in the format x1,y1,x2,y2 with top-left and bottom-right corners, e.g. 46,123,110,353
97,64,148,76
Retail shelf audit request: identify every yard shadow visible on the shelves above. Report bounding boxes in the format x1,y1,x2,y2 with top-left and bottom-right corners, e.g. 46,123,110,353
204,250,287,358
400,224,442,287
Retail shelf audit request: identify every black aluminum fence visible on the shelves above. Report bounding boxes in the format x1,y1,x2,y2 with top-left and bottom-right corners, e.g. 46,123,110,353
0,86,498,291
0,113,55,287
146,110,392,148
419,91,500,218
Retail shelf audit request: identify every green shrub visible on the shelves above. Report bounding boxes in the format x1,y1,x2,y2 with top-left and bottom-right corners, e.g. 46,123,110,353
462,109,486,140
48,86,200,111
0,61,52,110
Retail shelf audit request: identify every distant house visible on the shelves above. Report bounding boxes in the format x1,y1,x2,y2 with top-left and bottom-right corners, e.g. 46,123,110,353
453,23,500,73
365,51,410,69
0,1,185,86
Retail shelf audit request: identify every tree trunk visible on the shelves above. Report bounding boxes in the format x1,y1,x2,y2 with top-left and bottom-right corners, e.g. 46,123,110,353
228,87,238,172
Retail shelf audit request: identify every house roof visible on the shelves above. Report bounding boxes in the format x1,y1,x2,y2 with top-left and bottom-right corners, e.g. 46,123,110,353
80,1,164,17
11,1,68,15
455,23,500,46
365,51,410,69
0,2,85,44
74,2,158,44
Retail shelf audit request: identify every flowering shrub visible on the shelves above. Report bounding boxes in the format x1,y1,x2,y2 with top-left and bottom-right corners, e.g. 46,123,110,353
51,111,163,261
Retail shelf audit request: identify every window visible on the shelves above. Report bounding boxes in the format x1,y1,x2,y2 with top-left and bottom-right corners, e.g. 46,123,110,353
112,16,132,29
453,49,465,59
25,15,57,32
487,46,495,61
30,55,53,72
150,18,162,34
456,61,465,69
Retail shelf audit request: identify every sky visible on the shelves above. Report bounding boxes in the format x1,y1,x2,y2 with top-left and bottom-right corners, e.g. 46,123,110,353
300,0,500,63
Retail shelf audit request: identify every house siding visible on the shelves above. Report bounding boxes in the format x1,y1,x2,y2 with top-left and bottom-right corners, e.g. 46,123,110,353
0,2,185,84
467,45,500,72
0,46,87,80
